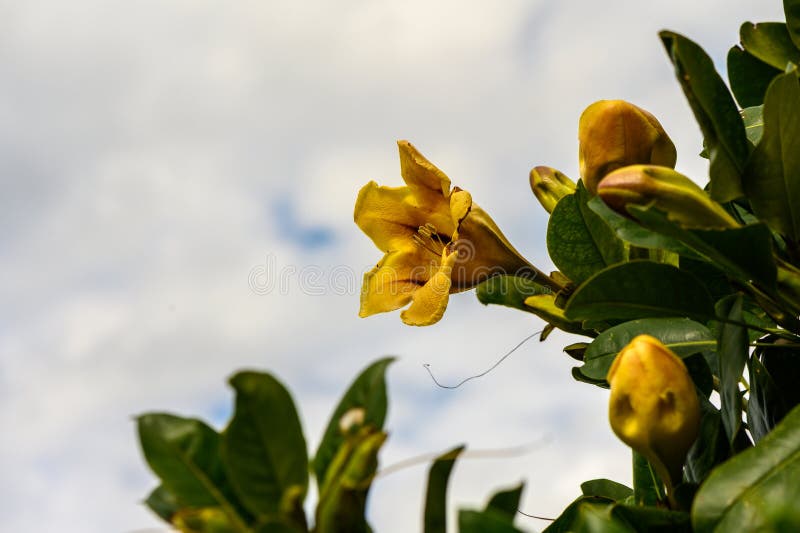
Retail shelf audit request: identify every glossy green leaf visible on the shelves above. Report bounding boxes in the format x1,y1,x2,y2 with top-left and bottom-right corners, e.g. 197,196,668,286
578,317,714,381
612,505,691,533
749,339,800,443
747,355,781,443
716,295,748,446
547,182,624,284
692,404,800,532
314,358,394,489
740,22,800,70
424,445,465,533
587,197,693,255
564,262,714,322
787,0,800,48
580,479,633,502
628,205,778,291
743,71,800,243
660,31,749,202
632,451,662,507
728,46,783,108
221,371,308,524
685,397,729,485
475,275,552,313
137,414,249,531
544,498,629,533
741,105,764,146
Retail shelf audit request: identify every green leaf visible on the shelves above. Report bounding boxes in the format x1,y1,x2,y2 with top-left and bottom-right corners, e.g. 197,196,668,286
475,275,552,313
747,354,782,443
743,71,800,243
563,262,715,322
787,0,800,48
587,197,693,255
632,451,662,507
741,105,764,146
144,484,181,523
578,317,715,381
547,182,625,284
728,46,783,108
685,396,729,485
692,404,800,532
221,371,308,525
458,510,525,533
137,413,249,531
716,295,749,446
740,22,800,71
544,497,630,533
749,338,800,443
660,31,750,202
314,358,394,489
628,205,778,292
580,479,633,502
424,445,465,533
611,505,691,533
486,483,525,521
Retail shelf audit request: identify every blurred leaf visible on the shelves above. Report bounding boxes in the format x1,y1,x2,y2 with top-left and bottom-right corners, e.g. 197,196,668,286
749,339,800,443
423,445,465,533
547,182,625,285
628,205,778,291
544,497,629,533
740,22,800,70
314,358,394,489
580,479,633,501
632,451,661,507
564,262,714,322
692,405,800,532
486,483,525,520
685,396,729,484
741,105,764,146
145,484,181,523
172,507,236,533
743,71,800,243
137,414,248,531
611,505,691,533
315,430,387,533
475,275,552,313
221,371,308,526
787,0,800,48
578,317,714,382
684,352,714,398
660,31,749,202
716,294,748,447
458,510,525,533
747,355,781,443
728,46,783,107
587,197,694,255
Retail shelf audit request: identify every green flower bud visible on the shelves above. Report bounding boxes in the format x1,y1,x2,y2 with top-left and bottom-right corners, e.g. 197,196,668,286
607,335,700,502
579,100,677,195
529,166,576,213
597,165,738,229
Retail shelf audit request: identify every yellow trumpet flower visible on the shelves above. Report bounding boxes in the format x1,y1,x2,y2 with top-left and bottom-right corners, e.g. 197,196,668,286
579,100,677,195
355,141,557,326
607,335,700,504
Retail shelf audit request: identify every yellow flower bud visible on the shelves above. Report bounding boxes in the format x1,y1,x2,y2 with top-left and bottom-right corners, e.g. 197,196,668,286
579,100,677,195
597,165,738,229
607,335,700,501
529,166,577,213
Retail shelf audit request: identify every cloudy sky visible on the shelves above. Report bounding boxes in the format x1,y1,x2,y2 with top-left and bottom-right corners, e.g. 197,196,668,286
0,1,786,532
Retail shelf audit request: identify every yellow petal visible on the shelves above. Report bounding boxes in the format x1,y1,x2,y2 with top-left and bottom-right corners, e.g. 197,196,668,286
398,140,451,198
449,189,473,229
359,248,438,317
400,250,458,326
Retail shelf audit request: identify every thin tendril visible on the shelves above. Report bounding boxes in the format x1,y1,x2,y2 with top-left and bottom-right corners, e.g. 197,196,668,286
516,510,555,521
423,330,542,389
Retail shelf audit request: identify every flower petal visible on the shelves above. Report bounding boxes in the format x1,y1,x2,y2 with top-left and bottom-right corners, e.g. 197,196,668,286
398,140,451,197
359,249,439,317
400,250,458,326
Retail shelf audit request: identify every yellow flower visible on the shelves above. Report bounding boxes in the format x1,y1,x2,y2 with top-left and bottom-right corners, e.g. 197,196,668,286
355,141,555,326
607,335,700,503
579,100,677,195
529,166,576,213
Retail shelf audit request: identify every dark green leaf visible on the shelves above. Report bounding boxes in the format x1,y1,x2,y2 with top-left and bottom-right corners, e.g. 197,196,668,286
144,485,181,523
612,505,690,533
743,71,800,243
728,46,783,108
578,317,715,381
547,182,625,284
685,396,729,484
587,197,694,255
314,358,394,489
716,294,748,446
787,0,800,48
458,510,524,533
486,483,525,521
564,262,715,322
684,352,714,398
741,105,764,146
740,22,800,70
660,31,749,202
221,371,308,524
692,404,800,532
628,205,778,291
424,445,465,533
580,479,633,502
543,497,631,533
137,414,249,531
475,275,552,313
749,339,800,442
747,354,781,443
632,451,662,507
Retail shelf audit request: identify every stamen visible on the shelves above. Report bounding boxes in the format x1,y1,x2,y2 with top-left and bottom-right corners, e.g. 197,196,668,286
413,223,447,257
